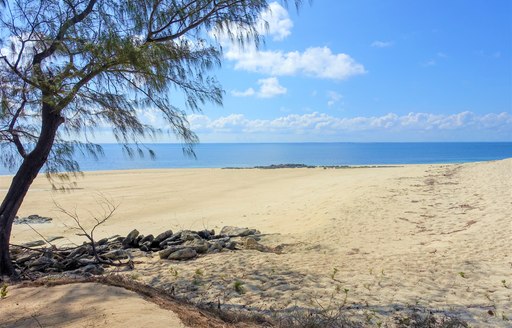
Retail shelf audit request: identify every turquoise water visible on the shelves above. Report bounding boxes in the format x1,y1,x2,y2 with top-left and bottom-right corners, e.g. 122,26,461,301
1,142,511,175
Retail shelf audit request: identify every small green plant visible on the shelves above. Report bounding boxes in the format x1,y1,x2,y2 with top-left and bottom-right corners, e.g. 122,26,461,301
130,272,141,280
502,280,509,288
0,284,7,299
192,269,204,286
342,288,349,306
168,266,179,277
233,280,245,294
458,271,466,278
330,267,338,280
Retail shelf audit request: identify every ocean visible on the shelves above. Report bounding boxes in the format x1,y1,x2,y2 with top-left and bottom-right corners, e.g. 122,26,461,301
1,142,511,175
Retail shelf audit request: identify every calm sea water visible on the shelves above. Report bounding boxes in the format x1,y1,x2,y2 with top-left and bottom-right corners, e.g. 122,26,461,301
1,142,511,175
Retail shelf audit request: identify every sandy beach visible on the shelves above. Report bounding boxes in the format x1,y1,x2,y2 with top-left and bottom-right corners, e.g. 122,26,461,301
1,159,511,327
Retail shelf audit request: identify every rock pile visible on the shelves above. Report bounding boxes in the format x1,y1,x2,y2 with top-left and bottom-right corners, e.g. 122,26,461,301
121,226,261,261
11,226,265,277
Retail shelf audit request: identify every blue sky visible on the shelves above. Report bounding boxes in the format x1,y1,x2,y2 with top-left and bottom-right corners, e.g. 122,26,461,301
176,0,511,142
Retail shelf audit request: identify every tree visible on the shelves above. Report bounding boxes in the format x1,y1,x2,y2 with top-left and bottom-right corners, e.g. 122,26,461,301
0,0,304,277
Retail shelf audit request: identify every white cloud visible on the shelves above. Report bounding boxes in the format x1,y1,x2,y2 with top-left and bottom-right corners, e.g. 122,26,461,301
232,77,287,98
231,88,256,97
226,46,366,80
258,2,293,41
256,77,287,98
327,91,343,107
371,41,393,48
188,111,512,140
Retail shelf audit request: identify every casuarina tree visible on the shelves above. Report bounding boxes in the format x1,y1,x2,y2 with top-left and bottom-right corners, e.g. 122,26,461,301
0,0,304,277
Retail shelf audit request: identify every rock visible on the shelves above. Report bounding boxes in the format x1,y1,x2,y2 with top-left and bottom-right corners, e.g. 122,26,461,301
21,240,46,248
243,237,270,252
96,238,109,245
225,241,237,250
154,230,173,244
159,239,184,249
103,249,129,260
81,264,104,275
140,234,154,244
67,246,87,259
180,230,200,241
135,234,144,246
184,239,209,254
140,240,153,252
208,241,224,253
159,246,185,259
167,248,197,261
15,253,38,264
197,229,215,240
122,229,139,248
220,226,260,237
28,256,55,269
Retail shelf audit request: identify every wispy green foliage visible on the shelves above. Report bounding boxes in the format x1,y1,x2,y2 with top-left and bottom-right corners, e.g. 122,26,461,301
0,0,303,174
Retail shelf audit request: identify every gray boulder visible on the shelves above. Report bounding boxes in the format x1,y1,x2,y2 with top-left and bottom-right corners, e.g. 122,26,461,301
167,248,197,260
140,234,154,244
184,239,209,254
28,256,55,268
220,226,260,237
180,230,200,241
103,249,129,260
158,246,185,259
197,229,215,240
154,230,173,244
225,241,237,250
122,229,139,248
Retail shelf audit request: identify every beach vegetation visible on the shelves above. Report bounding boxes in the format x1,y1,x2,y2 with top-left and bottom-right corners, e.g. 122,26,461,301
0,0,305,277
192,268,204,286
168,266,179,277
330,267,338,280
341,288,349,306
0,283,7,299
233,279,245,294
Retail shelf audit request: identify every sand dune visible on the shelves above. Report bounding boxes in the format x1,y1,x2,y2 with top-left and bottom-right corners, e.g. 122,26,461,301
1,159,511,326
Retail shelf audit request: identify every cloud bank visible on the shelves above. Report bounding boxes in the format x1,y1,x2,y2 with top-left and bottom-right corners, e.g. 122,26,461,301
187,111,512,142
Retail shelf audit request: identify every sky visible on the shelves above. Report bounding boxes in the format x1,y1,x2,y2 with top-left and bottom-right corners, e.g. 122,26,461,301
2,0,510,143
175,0,512,143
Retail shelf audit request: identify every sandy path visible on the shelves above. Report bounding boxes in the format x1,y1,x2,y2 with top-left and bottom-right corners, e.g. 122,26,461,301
1,159,511,326
0,283,186,328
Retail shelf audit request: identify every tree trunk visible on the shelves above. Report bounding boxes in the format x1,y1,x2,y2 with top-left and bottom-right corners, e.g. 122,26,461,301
0,105,64,277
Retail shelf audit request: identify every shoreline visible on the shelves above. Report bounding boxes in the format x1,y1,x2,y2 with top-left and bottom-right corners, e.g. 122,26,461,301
0,159,494,178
